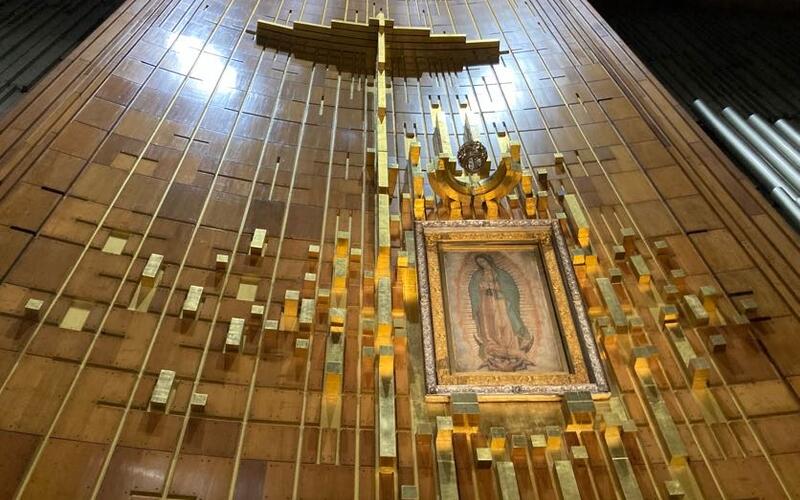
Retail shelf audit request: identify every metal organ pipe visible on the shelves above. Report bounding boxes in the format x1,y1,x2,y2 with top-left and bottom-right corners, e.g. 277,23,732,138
692,99,800,231
775,119,800,152
747,113,800,172
721,106,800,195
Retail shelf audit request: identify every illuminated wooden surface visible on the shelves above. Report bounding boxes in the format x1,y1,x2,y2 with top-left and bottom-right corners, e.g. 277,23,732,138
0,0,798,499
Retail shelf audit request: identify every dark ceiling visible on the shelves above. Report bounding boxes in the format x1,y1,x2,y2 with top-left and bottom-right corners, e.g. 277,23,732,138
591,0,800,121
0,0,127,114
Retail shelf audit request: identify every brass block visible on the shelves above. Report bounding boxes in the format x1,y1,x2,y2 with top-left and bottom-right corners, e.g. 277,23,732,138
613,244,626,261
596,277,627,332
250,228,268,256
294,338,309,356
299,299,315,333
571,247,586,265
628,315,644,332
602,326,617,346
536,167,548,187
545,425,562,450
654,239,670,255
629,255,651,285
632,345,658,370
620,227,636,254
662,283,680,303
308,244,320,261
215,253,229,270
670,268,687,291
571,445,588,460
737,296,758,318
689,357,710,389
400,485,419,500
490,427,506,450
609,267,623,284
665,479,685,499
708,333,727,353
250,304,264,319
521,173,534,195
225,318,245,352
699,285,718,312
182,285,203,319
24,298,44,319
510,435,528,460
682,294,709,326
436,416,454,450
284,290,300,317
659,304,680,325
150,369,175,409
190,392,207,411
554,152,565,173
564,194,590,247
141,253,163,287
379,345,394,380
554,460,581,499
530,434,547,452
414,198,426,220
536,191,548,213
474,447,493,468
302,273,316,298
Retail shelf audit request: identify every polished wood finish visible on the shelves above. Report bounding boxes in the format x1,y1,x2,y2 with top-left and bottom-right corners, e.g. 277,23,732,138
0,0,799,498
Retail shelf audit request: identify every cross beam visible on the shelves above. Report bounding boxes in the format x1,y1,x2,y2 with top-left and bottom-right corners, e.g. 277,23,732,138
256,15,500,75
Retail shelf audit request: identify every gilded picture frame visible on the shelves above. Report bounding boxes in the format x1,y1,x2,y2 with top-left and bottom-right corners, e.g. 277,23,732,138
415,219,608,399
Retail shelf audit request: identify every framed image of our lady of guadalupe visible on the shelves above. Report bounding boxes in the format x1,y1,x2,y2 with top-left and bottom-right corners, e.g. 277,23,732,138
415,219,608,400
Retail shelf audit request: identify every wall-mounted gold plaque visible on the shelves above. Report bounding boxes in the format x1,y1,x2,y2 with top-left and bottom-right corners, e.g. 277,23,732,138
415,219,608,399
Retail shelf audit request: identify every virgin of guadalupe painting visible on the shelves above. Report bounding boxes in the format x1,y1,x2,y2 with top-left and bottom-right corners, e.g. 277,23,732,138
441,247,568,376
469,253,534,372
416,219,608,398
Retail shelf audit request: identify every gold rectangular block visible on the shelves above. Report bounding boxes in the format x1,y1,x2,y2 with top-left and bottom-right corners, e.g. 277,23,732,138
150,369,175,409
215,253,229,270
654,239,670,255
699,285,718,312
659,304,679,325
564,194,590,247
490,427,506,450
683,294,709,326
670,268,687,291
294,338,309,358
621,227,636,254
629,255,651,285
225,317,245,351
308,244,320,261
662,283,679,303
141,253,163,287
299,298,315,334
474,447,492,469
24,298,44,319
379,345,394,380
554,460,581,500
596,278,627,332
284,290,300,317
190,392,207,411
708,333,727,353
495,462,521,499
554,152,565,172
613,244,626,261
182,285,203,318
250,228,268,256
545,425,562,450
689,357,710,389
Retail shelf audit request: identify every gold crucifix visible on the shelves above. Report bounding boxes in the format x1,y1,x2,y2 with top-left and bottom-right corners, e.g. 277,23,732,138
256,15,526,222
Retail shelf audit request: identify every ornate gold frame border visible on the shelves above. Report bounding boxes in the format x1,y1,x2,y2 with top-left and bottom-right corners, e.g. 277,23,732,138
415,219,608,399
